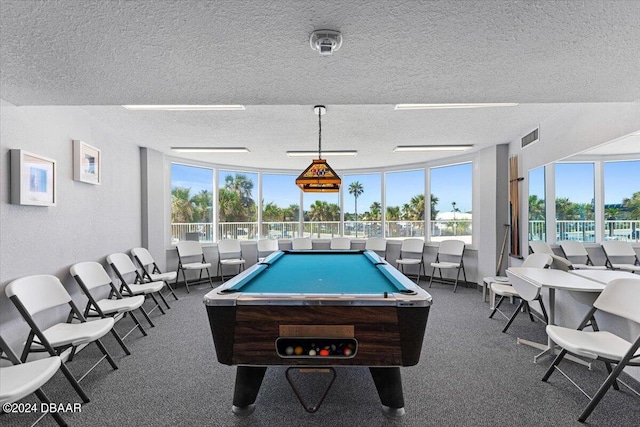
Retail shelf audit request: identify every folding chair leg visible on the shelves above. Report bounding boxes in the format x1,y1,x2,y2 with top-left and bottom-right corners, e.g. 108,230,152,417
489,296,506,319
428,266,435,288
149,293,166,315
138,306,155,328
538,297,549,324
578,361,628,423
158,290,171,310
59,361,90,403
604,362,620,391
128,310,147,336
524,302,535,322
542,348,569,382
207,268,214,287
34,388,68,426
502,300,525,333
94,339,118,370
453,268,462,293
110,329,131,355
166,281,179,301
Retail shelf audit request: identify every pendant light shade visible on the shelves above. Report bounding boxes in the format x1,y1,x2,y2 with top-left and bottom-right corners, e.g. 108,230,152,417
295,105,341,193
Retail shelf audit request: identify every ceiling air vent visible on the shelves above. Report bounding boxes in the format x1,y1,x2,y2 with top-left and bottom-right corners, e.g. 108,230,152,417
521,128,539,148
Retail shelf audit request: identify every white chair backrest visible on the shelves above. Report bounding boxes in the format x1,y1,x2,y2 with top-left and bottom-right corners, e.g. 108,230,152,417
529,241,554,254
506,270,542,302
131,247,154,266
292,238,312,250
365,237,387,252
602,241,636,257
400,238,424,254
330,237,351,250
218,239,242,255
107,253,137,275
5,275,71,316
70,261,112,290
177,241,204,257
257,238,279,252
437,240,465,256
559,241,588,257
521,253,553,269
594,278,640,323
550,254,573,271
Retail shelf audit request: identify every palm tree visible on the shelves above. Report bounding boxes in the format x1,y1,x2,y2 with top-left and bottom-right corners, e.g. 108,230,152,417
190,189,213,222
410,194,425,220
348,181,364,237
528,195,545,220
262,201,282,221
430,194,439,221
623,191,640,219
386,206,401,236
171,187,193,223
369,201,382,221
223,173,256,221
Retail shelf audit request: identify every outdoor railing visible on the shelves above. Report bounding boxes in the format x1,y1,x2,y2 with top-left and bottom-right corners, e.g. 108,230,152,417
528,219,640,243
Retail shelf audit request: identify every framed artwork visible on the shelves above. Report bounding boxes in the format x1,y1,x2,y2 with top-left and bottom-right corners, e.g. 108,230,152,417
10,149,57,206
73,140,101,185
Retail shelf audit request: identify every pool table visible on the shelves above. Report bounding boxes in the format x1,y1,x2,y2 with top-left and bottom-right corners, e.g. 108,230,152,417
204,250,432,416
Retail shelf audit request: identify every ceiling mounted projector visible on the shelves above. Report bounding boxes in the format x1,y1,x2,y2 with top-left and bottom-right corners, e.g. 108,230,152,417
310,30,342,56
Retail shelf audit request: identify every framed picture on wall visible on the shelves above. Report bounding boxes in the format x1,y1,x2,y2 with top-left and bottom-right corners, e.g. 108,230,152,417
73,140,101,185
10,149,57,206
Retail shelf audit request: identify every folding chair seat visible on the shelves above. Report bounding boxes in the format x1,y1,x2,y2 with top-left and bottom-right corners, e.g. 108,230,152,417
0,335,67,426
292,237,313,250
428,239,466,292
330,237,352,250
107,253,169,314
5,275,120,403
396,238,426,284
217,239,246,282
71,261,153,339
542,278,640,423
489,253,552,332
176,241,214,292
131,247,179,301
501,270,550,334
257,238,279,262
365,237,387,260
559,241,607,270
601,241,640,273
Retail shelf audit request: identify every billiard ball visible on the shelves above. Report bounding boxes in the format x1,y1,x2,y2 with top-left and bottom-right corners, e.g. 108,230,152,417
285,346,294,355
309,349,317,356
319,349,330,356
343,348,353,356
294,346,304,355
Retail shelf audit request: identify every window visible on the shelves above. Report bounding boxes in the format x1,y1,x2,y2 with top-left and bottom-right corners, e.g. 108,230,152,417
555,163,595,242
430,163,473,244
604,160,640,242
303,192,340,238
528,166,546,242
218,170,258,240
170,163,214,243
343,173,382,238
385,169,425,238
262,174,300,239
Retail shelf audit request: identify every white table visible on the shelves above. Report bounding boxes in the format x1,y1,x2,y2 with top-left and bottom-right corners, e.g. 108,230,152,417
482,276,509,307
506,267,605,366
568,269,640,284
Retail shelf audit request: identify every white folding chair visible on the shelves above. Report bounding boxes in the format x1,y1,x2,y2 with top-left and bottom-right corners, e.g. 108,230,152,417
542,278,640,423
504,270,549,334
257,238,279,262
559,241,606,270
601,241,640,273
131,247,179,301
489,253,552,332
176,241,214,292
0,335,67,426
330,237,351,250
107,253,169,313
365,237,387,260
5,275,120,403
428,239,466,292
217,239,246,282
396,238,426,284
292,237,313,250
529,240,554,255
71,261,152,339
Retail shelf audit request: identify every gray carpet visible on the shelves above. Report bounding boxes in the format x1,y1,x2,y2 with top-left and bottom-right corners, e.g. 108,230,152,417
3,281,639,426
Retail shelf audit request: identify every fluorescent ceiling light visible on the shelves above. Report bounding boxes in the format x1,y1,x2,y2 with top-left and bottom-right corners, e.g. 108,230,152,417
394,103,518,110
286,150,357,157
171,147,250,153
393,145,473,152
123,105,245,111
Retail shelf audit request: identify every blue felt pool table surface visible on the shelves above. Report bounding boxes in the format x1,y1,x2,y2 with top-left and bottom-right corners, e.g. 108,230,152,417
226,250,408,294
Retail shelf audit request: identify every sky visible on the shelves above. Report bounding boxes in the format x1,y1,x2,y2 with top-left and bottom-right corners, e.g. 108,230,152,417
171,159,637,215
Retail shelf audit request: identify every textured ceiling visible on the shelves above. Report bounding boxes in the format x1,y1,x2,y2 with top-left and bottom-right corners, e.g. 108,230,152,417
1,1,639,170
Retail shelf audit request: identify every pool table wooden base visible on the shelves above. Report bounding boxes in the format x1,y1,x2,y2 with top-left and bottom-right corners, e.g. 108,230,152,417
231,365,405,416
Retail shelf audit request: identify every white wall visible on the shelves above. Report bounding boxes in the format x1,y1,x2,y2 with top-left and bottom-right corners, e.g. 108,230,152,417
0,100,142,349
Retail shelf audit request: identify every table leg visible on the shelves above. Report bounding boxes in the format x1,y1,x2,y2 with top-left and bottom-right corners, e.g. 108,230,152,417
369,367,405,417
232,366,267,415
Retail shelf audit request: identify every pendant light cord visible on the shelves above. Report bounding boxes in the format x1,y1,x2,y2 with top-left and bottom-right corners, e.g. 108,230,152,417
318,107,322,159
